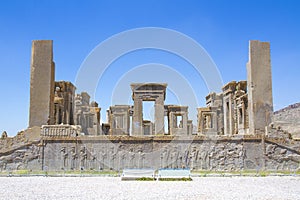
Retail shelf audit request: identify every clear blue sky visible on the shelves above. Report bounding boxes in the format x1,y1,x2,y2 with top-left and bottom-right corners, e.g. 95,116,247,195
0,0,299,136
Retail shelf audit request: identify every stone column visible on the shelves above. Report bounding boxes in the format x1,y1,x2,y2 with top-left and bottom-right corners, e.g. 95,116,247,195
132,97,143,135
223,96,234,135
182,112,188,131
66,94,70,124
228,97,233,135
29,40,55,127
55,104,59,125
155,95,165,135
247,40,273,134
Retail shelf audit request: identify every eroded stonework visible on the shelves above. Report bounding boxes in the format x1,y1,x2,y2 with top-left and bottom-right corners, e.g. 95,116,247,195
39,134,300,171
1,40,300,172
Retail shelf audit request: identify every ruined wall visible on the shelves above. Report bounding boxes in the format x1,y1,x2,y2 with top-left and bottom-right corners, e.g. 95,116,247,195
74,92,101,135
39,134,300,172
1,131,299,172
108,105,130,135
54,81,76,125
0,127,42,171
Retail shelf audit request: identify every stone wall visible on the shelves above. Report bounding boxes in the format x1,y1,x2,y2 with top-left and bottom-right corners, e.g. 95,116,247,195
1,129,299,172
0,127,42,171
39,134,300,172
54,81,76,125
74,92,101,135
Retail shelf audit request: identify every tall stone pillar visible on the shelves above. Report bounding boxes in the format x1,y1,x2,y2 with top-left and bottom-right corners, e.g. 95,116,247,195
132,97,143,135
154,96,165,135
29,40,55,127
247,40,273,134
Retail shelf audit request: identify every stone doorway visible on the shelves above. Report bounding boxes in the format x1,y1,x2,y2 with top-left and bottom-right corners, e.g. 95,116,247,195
131,83,167,136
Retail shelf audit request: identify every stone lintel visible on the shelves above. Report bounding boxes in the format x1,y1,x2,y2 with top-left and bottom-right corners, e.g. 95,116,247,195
131,83,167,100
222,81,237,94
168,105,188,112
110,105,130,112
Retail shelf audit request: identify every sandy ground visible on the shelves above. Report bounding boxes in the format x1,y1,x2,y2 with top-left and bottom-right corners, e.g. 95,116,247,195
0,176,299,200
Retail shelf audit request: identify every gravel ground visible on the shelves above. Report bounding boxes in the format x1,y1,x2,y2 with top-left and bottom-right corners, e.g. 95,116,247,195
0,176,299,200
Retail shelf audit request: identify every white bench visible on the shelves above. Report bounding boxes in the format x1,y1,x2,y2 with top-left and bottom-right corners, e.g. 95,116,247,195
157,169,191,180
121,169,155,180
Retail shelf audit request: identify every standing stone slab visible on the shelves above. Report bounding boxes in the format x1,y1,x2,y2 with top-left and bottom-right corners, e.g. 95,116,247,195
29,40,55,127
247,40,273,134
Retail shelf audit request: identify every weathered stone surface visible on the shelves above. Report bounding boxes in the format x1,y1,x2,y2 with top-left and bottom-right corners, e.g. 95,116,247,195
38,135,300,171
247,40,273,134
198,81,248,136
2,39,300,173
108,105,131,135
74,92,101,135
167,105,188,136
54,81,76,125
0,127,41,171
197,41,273,137
131,83,167,136
29,40,55,127
41,125,81,137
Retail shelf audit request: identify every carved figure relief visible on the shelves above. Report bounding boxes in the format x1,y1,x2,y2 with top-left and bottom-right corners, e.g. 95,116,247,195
129,148,135,168
70,147,77,170
99,148,107,170
80,146,87,170
160,147,168,168
60,147,68,169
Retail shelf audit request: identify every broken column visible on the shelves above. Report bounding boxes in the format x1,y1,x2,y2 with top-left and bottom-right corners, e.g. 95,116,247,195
247,40,273,134
29,40,55,127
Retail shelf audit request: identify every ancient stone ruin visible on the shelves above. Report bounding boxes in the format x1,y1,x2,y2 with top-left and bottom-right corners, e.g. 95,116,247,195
0,40,299,172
